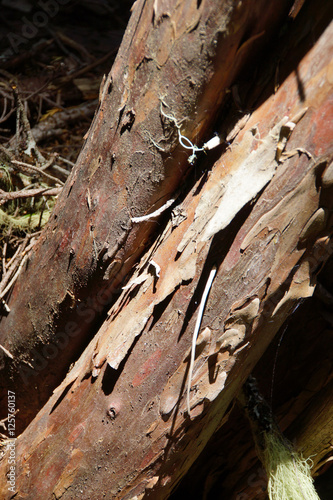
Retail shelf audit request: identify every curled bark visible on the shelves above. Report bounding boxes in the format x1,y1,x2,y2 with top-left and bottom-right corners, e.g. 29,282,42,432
0,0,295,432
0,2,332,497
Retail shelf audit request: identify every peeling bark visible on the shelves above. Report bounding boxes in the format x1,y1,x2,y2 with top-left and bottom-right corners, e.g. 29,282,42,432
0,0,295,433
0,1,332,498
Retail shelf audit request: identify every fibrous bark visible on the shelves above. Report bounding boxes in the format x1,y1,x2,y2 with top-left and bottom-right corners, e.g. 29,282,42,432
0,1,332,498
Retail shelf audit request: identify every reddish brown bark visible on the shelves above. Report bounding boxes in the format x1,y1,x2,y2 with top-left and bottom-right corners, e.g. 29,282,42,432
0,0,295,433
0,1,332,498
172,298,333,498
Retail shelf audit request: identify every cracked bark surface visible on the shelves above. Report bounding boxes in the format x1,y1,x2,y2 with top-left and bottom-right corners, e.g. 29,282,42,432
0,0,333,498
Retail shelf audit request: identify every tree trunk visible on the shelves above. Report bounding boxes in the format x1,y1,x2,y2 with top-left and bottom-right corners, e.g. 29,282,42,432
0,0,294,434
1,0,333,498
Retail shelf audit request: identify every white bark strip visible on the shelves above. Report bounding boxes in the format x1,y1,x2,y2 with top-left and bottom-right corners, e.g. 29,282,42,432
131,198,175,223
201,118,289,242
187,266,217,419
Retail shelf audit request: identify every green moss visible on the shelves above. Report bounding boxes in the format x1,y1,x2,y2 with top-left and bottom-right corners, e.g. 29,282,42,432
0,207,51,231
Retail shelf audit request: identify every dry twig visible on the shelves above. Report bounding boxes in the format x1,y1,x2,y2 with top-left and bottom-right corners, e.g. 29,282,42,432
0,187,61,205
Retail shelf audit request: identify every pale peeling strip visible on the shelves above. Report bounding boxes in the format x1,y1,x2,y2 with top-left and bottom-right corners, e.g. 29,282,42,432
131,198,175,223
122,273,149,290
157,243,198,300
96,243,199,371
106,313,152,369
272,260,315,318
94,275,155,370
177,180,227,254
149,259,161,278
53,339,97,395
201,117,289,242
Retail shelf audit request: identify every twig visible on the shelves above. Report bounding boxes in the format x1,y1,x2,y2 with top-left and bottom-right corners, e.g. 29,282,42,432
0,242,26,294
0,299,10,313
47,28,83,65
11,84,46,163
57,156,75,168
187,266,217,419
52,164,71,177
0,238,37,297
0,96,15,124
0,144,14,160
2,241,7,274
56,49,118,86
2,241,25,275
0,343,13,359
2,39,54,71
38,154,58,171
25,230,43,240
0,253,28,300
10,160,64,185
2,240,25,273
56,31,94,62
30,99,97,144
0,186,61,205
